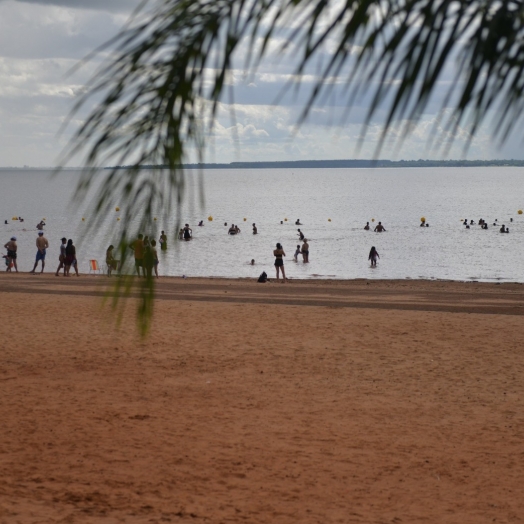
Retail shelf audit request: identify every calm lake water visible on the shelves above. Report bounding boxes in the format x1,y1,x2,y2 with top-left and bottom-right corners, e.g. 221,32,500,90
1,167,524,282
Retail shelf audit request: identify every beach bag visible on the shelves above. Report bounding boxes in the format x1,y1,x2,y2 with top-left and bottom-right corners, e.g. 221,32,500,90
257,271,268,283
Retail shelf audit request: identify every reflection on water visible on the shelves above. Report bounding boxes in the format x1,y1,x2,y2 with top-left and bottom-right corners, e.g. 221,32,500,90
1,167,524,282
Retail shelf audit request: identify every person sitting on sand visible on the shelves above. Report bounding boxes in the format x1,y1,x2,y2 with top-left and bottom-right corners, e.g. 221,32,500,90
273,243,286,282
364,222,370,230
4,236,18,273
374,222,386,232
369,246,380,267
228,224,236,235
294,244,301,262
301,239,309,263
297,228,305,240
30,231,49,274
252,223,257,234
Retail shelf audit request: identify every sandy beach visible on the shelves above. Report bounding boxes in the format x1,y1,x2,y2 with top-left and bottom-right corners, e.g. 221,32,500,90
1,274,523,523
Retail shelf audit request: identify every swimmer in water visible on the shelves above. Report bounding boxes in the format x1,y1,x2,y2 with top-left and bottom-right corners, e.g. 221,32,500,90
159,230,167,250
198,220,204,226
295,219,302,225
374,222,386,232
420,220,426,227
183,224,192,241
368,246,379,267
294,244,301,262
500,225,506,233
250,259,255,265
280,221,283,225
234,224,241,233
178,228,184,240
364,222,370,230
297,229,305,240
228,224,236,235
252,223,257,234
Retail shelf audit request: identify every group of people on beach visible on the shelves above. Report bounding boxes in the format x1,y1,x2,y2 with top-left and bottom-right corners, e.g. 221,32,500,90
3,230,79,276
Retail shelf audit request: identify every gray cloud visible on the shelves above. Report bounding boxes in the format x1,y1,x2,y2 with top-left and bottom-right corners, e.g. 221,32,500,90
13,0,140,13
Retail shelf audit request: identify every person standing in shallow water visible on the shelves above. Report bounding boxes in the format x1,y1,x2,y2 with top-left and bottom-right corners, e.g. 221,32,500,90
374,221,386,232
159,231,167,251
368,246,380,267
301,239,309,263
4,236,18,272
273,243,286,282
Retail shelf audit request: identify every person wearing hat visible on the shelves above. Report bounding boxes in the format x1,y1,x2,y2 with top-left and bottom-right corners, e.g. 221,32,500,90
3,236,18,272
30,231,49,274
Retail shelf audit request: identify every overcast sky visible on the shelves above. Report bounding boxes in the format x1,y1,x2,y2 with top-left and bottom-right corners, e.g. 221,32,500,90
0,0,522,167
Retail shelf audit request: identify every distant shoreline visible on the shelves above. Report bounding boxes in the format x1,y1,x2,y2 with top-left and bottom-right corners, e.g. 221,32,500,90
3,159,524,170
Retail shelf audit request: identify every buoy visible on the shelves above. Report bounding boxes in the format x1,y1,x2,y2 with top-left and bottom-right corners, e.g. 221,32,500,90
371,218,375,222
43,218,46,221
328,218,332,222
117,217,120,221
284,218,288,221
12,216,17,220
420,216,426,222
519,210,523,215
243,217,247,221
115,206,120,212
154,217,157,221
81,217,85,222
208,216,213,221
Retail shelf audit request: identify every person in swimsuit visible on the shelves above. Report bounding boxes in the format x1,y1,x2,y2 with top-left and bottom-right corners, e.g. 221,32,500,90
159,231,167,251
374,221,386,232
228,224,237,235
55,237,67,276
301,239,309,263
198,220,204,226
183,224,192,240
130,234,145,276
295,219,302,225
234,224,241,233
151,239,159,278
368,246,379,267
294,245,301,262
364,222,370,230
273,242,286,282
4,236,18,272
500,224,506,233
64,239,77,277
252,223,257,234
106,244,118,276
30,231,49,274
297,229,305,240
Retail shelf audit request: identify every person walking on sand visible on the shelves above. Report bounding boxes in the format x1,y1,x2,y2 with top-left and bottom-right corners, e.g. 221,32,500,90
301,239,309,263
4,236,18,272
368,246,380,267
106,244,118,276
55,237,67,276
30,231,49,274
274,243,286,282
374,221,386,232
130,234,145,276
64,239,77,277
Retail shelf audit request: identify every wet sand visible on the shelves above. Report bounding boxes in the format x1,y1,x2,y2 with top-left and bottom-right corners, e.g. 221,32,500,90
1,274,523,523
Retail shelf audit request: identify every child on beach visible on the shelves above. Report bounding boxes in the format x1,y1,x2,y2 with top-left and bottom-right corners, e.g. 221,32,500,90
368,246,380,267
294,245,301,262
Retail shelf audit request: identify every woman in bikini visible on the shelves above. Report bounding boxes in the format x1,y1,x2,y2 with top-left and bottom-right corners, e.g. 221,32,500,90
273,243,286,282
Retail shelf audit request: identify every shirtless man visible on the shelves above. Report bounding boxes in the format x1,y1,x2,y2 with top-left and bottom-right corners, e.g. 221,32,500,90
4,236,18,272
297,228,305,240
252,223,257,234
130,234,145,276
55,237,67,276
364,222,370,230
301,239,309,263
374,221,386,232
30,231,49,273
